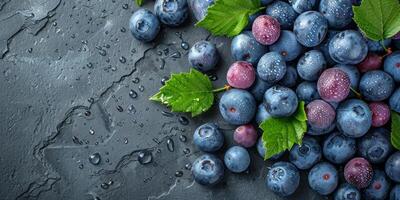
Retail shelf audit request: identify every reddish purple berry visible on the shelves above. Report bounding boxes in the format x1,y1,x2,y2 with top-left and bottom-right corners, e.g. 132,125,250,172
369,102,391,127
227,61,256,89
306,100,336,131
393,31,400,40
317,68,351,103
252,15,281,45
233,124,258,148
357,53,382,73
344,157,374,189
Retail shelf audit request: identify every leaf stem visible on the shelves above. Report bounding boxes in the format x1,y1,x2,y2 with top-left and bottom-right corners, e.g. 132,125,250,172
350,87,362,99
212,85,231,93
380,40,388,52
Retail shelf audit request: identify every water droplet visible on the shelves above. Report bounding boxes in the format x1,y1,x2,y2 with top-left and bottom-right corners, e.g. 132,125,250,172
120,27,126,32
184,163,192,170
138,85,144,92
183,148,190,154
138,151,152,165
167,138,175,152
124,137,128,144
161,111,173,117
131,48,137,54
128,105,136,114
163,48,169,56
98,49,107,56
78,164,84,169
181,42,189,50
171,52,181,59
27,48,33,53
101,183,109,189
178,116,189,125
122,3,128,9
116,105,123,112
209,74,218,81
132,77,140,84
119,56,126,63
129,90,138,98
179,135,187,142
175,170,183,177
89,128,95,135
89,153,101,165
107,180,114,185
86,62,93,68
161,76,169,85
85,110,91,116
72,136,83,145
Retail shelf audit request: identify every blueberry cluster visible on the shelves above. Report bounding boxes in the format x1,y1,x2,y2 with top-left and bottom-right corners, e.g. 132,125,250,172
187,0,400,199
131,0,400,198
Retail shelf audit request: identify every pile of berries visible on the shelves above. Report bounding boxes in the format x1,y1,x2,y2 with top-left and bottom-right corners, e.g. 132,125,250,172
129,0,400,199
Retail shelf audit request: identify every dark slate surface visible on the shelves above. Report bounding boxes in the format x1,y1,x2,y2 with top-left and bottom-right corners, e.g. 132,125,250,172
0,0,325,199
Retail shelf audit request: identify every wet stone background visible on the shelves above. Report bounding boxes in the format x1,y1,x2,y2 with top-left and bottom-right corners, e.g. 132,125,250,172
0,0,323,199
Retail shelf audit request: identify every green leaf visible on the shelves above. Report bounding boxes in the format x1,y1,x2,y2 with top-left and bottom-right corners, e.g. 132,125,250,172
135,0,144,6
150,69,214,117
353,0,400,41
260,101,307,159
196,0,264,37
391,111,400,150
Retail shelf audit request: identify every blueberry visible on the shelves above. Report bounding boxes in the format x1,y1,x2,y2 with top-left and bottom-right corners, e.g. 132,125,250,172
317,67,351,103
336,99,372,138
296,81,320,104
294,11,328,47
308,162,339,195
385,152,400,182
269,30,303,62
319,0,353,29
336,64,360,89
278,65,298,88
188,40,219,72
266,162,300,197
323,132,356,164
329,30,368,64
344,157,374,189
257,52,287,83
129,9,160,42
384,51,400,82
367,38,392,52
255,104,272,125
297,50,327,81
188,0,214,21
233,124,258,148
226,61,256,89
224,146,250,173
219,89,256,125
252,15,281,45
263,85,298,117
334,183,361,200
358,128,392,164
289,0,317,14
390,185,400,200
315,30,339,65
364,170,391,200
289,136,321,170
359,70,395,101
250,75,273,102
193,123,224,152
266,1,298,29
154,0,189,26
192,154,224,185
306,100,336,134
231,31,268,66
358,53,383,73
256,137,284,159
390,88,400,113
369,102,391,127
